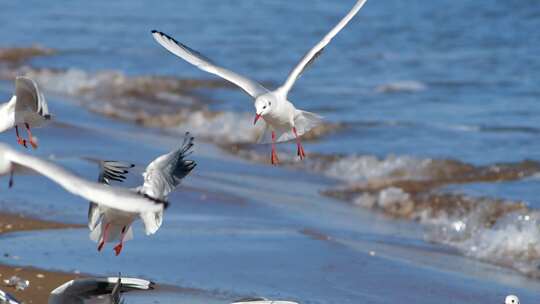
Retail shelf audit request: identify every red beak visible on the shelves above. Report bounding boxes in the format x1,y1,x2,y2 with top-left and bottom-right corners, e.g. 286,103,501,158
254,113,262,125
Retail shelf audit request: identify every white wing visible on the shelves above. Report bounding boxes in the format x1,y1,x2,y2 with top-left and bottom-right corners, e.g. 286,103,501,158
152,30,268,98
278,0,368,96
0,289,20,304
49,276,154,304
138,132,196,200
0,144,163,214
14,76,50,118
231,299,298,304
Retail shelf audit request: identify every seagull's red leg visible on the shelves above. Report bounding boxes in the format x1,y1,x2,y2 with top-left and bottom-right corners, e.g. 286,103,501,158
293,127,306,160
113,226,127,256
271,131,279,165
97,223,110,252
15,126,27,148
24,123,38,149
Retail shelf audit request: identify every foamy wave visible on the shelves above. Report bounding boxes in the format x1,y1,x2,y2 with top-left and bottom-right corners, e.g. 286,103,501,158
1,66,336,145
321,155,433,182
323,156,540,277
425,198,540,277
375,80,427,93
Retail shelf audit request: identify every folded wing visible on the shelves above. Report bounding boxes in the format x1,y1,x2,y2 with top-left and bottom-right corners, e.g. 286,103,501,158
14,76,50,118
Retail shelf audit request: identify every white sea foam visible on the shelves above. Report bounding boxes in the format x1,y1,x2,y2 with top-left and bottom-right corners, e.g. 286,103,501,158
322,154,433,182
174,111,265,144
425,205,540,277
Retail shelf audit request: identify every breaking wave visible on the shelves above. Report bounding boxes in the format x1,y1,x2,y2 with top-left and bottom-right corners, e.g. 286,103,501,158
321,155,540,277
4,46,540,277
1,63,337,144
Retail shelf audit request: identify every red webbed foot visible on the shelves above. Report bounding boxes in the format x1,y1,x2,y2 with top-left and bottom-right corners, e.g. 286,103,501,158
113,243,123,256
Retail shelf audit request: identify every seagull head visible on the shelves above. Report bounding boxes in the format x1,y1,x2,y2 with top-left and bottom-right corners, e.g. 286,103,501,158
254,96,273,125
505,295,519,304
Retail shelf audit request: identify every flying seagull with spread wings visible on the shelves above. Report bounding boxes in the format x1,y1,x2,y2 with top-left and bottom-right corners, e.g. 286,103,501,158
88,133,196,255
152,0,367,165
0,76,51,149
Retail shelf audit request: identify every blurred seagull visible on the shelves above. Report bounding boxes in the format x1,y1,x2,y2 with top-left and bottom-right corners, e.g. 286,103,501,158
505,295,519,304
151,0,367,165
231,298,299,304
0,76,51,149
0,143,165,214
0,289,19,304
49,275,153,304
89,133,196,255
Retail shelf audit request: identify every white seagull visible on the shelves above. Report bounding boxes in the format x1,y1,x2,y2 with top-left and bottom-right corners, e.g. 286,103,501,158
151,0,367,165
1,276,153,304
0,76,51,149
505,295,519,304
0,143,165,214
231,298,299,304
88,133,196,255
0,289,19,304
49,275,153,304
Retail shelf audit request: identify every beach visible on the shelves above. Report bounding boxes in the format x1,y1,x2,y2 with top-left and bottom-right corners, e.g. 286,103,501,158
0,212,82,303
1,0,540,303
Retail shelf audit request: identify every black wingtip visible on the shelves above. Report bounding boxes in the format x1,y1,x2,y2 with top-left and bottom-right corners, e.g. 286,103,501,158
151,30,158,34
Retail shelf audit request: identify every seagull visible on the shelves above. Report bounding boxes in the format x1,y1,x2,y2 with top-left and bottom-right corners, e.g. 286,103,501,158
0,143,165,214
505,295,519,304
0,76,51,149
88,133,196,255
0,289,19,304
49,275,153,304
151,0,367,165
231,298,299,304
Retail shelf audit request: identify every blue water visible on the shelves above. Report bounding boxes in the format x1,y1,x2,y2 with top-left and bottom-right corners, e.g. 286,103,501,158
2,0,539,163
1,0,540,303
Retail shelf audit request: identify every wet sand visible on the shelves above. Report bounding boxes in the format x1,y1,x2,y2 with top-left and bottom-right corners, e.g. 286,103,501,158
0,212,84,304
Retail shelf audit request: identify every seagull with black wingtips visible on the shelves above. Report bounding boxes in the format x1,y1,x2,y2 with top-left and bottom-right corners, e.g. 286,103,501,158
151,0,368,165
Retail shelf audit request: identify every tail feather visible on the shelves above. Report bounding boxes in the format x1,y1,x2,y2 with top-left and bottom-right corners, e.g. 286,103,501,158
89,222,133,243
257,110,323,143
140,210,163,235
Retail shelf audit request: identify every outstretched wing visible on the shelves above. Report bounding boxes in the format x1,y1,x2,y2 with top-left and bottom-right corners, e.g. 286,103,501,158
152,30,268,98
88,161,134,230
0,144,164,214
138,132,196,200
14,76,50,118
278,0,367,96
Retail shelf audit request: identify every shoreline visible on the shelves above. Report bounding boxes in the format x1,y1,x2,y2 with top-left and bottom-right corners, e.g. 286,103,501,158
0,212,84,304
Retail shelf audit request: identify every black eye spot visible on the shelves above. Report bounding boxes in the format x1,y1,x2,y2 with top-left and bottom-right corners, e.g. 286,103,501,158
263,106,266,109
269,102,272,105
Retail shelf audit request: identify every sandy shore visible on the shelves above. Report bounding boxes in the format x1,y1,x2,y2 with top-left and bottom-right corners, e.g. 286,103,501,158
0,212,84,304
